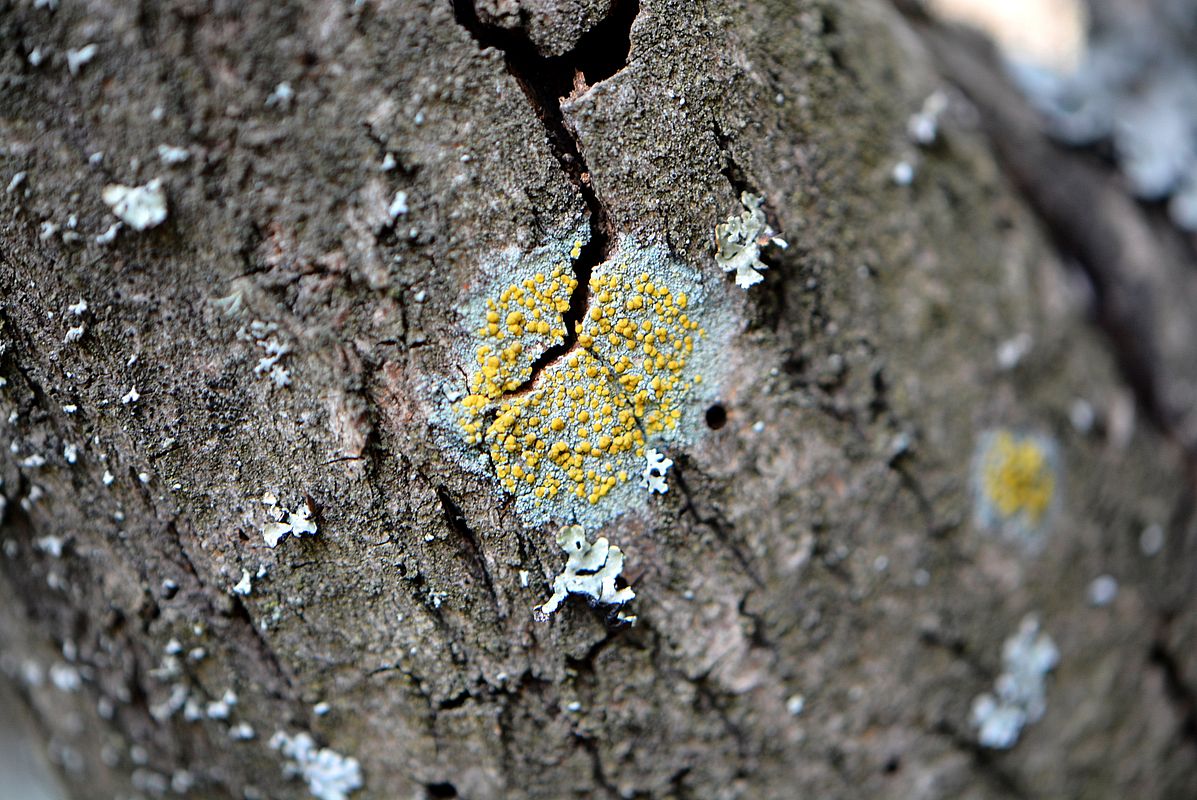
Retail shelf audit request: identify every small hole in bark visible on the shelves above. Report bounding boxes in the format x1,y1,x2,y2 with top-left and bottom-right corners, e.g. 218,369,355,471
426,782,458,798
705,403,727,430
883,755,901,774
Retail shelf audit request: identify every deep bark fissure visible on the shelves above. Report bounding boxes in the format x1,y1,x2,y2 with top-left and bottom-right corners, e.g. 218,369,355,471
450,0,638,394
712,119,754,201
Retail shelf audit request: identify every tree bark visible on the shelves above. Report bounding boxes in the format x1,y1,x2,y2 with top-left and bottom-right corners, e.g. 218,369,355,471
2,1,1196,798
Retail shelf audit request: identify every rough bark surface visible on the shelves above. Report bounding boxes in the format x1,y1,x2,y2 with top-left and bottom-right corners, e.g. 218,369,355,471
1,1,1196,799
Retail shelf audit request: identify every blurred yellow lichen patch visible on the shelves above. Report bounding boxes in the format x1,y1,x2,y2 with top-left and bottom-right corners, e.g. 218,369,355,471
462,264,578,408
454,240,709,522
973,429,1060,548
980,431,1056,526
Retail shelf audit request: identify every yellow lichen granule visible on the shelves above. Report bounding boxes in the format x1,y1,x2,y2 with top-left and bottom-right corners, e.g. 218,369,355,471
981,431,1055,524
455,242,707,514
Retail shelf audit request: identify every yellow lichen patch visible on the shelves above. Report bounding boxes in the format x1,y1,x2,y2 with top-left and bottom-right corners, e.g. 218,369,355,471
455,248,708,517
980,431,1056,525
463,265,578,412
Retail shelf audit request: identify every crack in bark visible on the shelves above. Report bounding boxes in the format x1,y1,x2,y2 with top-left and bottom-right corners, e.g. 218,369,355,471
436,485,503,619
451,0,638,392
671,463,763,585
226,594,296,696
1150,618,1197,749
574,732,623,799
711,119,755,201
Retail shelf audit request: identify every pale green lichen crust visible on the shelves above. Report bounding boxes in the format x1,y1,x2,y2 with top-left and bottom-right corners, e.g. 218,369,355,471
536,524,635,622
969,615,1058,749
442,234,729,527
715,192,788,289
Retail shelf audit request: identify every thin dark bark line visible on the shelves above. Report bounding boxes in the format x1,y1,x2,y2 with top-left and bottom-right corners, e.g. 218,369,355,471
916,625,991,683
0,301,60,423
574,732,624,800
226,594,297,697
155,504,298,699
891,460,959,539
435,485,503,618
449,0,638,394
689,673,756,763
671,463,763,586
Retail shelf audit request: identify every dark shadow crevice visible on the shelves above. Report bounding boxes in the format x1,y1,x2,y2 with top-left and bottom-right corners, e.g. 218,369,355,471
1150,621,1197,749
451,0,639,392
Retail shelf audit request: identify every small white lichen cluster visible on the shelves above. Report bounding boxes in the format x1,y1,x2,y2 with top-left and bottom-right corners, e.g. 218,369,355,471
891,160,915,187
66,43,98,76
6,171,27,195
715,192,787,289
536,524,635,622
996,332,1033,370
908,90,948,146
96,221,122,245
970,615,1058,749
157,145,190,166
145,635,255,740
231,564,268,596
388,190,408,220
232,570,253,596
270,731,362,800
203,689,238,721
102,179,168,231
49,662,81,692
212,288,245,318
261,492,317,548
62,297,89,345
265,82,296,110
237,320,292,388
639,447,672,494
1087,574,1118,607
35,534,67,557
892,91,949,186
